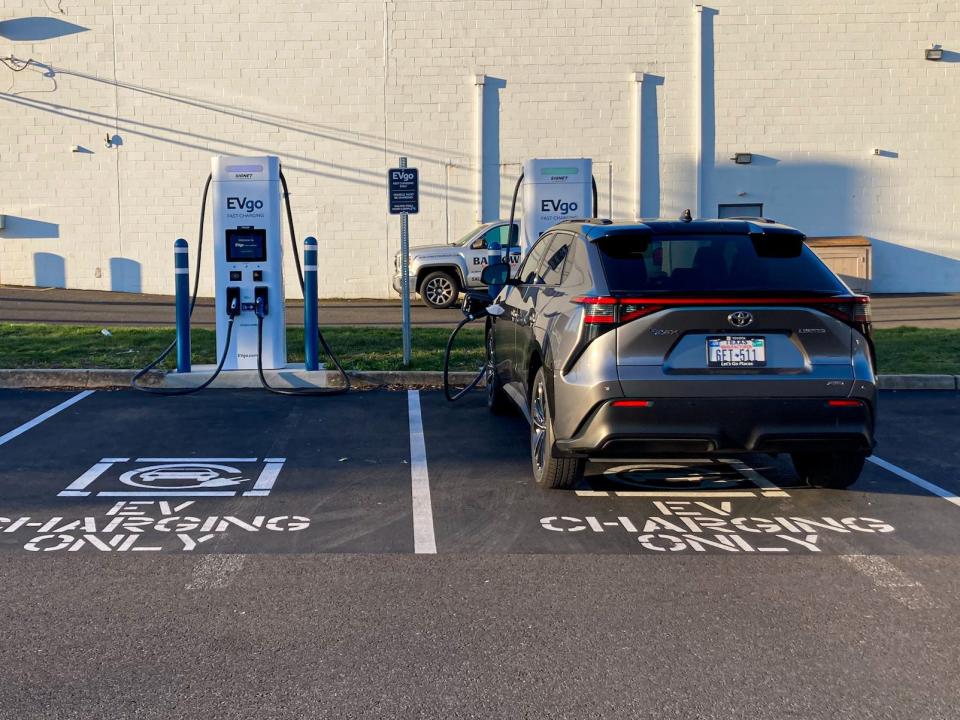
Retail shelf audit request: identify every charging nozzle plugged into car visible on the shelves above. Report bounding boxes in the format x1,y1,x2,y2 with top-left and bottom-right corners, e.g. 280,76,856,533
443,158,597,402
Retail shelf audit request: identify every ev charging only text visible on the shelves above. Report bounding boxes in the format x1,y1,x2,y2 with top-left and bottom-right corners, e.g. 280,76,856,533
3,501,310,552
540,501,895,553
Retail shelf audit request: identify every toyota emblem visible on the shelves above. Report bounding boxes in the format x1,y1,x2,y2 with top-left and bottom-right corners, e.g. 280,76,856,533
728,311,754,328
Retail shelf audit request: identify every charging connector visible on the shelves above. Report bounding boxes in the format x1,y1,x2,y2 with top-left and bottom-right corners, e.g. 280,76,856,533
254,287,269,318
226,287,241,317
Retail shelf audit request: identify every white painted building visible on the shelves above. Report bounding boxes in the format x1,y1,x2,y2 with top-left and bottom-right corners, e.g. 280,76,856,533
0,1,957,297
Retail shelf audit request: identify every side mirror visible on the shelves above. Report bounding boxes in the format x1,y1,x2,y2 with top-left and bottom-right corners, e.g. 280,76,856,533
470,238,486,250
480,261,512,286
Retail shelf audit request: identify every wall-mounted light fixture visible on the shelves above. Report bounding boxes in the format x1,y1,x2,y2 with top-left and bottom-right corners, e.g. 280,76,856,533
925,45,943,61
731,153,752,165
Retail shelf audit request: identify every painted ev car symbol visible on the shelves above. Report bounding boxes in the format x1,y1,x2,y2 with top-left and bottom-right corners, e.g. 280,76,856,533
727,311,755,328
118,463,250,490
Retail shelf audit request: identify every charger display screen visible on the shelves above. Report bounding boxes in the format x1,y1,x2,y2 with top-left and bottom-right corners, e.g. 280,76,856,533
226,228,267,262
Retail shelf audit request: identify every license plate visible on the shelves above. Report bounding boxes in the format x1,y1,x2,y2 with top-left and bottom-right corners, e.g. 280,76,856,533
707,336,766,368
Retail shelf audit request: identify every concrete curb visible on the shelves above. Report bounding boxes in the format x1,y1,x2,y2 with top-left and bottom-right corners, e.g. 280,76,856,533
0,368,481,390
876,374,958,390
0,368,164,389
0,369,956,391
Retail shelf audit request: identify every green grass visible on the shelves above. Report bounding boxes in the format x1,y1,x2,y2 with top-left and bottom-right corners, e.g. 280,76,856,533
0,323,484,373
1,323,958,375
873,327,960,375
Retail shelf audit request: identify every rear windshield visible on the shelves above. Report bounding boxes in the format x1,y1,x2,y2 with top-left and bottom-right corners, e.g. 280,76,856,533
596,233,848,295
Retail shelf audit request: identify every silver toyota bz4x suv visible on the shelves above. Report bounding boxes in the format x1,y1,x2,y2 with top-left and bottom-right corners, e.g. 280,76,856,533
481,218,876,490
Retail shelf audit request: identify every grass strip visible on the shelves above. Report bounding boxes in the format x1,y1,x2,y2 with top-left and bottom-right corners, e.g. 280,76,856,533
0,323,484,373
1,323,958,376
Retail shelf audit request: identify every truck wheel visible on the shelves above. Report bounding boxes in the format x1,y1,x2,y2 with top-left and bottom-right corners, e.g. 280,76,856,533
530,368,585,489
792,451,865,489
420,271,460,309
486,329,511,414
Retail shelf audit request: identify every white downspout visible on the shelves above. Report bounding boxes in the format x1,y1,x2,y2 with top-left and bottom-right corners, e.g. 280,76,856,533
474,73,486,224
693,5,705,219
631,71,645,220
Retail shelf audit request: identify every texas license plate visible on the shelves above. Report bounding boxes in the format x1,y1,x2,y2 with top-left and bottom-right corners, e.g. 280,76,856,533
707,336,766,368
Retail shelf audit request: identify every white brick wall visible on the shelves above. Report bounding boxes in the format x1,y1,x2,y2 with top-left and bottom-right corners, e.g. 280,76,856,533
0,0,957,296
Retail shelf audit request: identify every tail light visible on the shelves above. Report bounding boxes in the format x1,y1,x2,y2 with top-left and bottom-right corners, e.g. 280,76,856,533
573,296,664,325
818,295,872,337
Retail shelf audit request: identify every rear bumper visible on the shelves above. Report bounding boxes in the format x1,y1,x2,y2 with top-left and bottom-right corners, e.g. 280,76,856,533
554,397,875,458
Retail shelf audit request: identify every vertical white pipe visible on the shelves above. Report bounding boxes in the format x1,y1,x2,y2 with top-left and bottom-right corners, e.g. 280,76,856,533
693,5,705,219
631,71,645,220
474,74,486,224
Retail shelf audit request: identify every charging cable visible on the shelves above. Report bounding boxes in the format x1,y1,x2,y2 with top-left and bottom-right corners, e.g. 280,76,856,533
131,174,225,395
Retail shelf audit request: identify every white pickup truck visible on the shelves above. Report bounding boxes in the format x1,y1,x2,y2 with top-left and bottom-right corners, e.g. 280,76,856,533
392,221,520,308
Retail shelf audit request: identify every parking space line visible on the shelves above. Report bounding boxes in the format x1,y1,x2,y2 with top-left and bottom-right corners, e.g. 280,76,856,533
408,390,437,554
868,456,960,510
839,555,942,610
186,554,247,590
0,390,95,448
724,459,791,498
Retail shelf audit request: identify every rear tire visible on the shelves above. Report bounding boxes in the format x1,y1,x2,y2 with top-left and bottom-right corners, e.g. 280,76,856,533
419,271,460,309
792,451,865,489
486,328,511,414
530,368,585,489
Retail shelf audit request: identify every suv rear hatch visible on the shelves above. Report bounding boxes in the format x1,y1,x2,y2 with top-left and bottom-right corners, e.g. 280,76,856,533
587,230,872,399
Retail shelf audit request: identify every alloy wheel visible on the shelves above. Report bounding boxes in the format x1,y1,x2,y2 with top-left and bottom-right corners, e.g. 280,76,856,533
531,379,547,472
424,277,454,306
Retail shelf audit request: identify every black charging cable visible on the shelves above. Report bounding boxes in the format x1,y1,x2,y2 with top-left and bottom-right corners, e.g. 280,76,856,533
131,174,231,395
251,169,350,396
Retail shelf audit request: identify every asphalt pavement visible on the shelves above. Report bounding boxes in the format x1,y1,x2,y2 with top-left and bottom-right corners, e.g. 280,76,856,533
3,285,960,328
0,387,959,718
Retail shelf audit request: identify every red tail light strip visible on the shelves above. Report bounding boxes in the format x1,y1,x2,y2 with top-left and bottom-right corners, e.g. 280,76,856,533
573,295,871,326
612,400,654,408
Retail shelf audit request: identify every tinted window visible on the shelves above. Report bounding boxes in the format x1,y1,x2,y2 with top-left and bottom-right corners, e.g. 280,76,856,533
517,234,553,284
476,224,519,250
596,233,847,295
538,232,573,286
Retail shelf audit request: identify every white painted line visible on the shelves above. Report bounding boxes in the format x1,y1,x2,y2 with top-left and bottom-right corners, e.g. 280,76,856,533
263,457,286,463
96,491,237,497
0,390,95,448
186,554,247,590
867,456,960,510
100,457,130,463
134,457,258,462
575,490,612,497
725,458,790,497
408,390,437,554
613,490,758,498
242,490,271,497
58,459,118,495
839,554,942,610
246,460,284,494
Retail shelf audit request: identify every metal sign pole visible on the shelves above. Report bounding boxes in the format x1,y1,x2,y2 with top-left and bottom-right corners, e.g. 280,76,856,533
400,156,411,366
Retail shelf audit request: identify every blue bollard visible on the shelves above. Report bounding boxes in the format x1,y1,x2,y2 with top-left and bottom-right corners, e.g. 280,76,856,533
174,238,191,373
486,239,502,299
303,236,319,371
